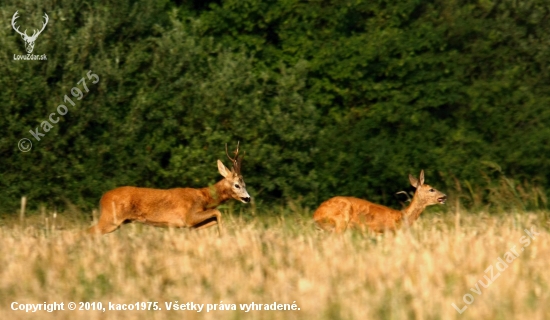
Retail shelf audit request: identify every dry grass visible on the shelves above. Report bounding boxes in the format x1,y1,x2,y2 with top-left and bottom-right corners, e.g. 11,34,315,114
0,207,549,320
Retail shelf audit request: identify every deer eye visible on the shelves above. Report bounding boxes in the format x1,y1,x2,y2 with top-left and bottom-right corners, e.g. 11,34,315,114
429,188,435,192
234,184,241,189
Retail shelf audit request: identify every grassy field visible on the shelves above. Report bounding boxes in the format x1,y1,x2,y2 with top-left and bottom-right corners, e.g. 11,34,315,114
0,204,549,320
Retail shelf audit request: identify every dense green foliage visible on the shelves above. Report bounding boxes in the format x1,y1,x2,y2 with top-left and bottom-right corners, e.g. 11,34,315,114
1,0,549,213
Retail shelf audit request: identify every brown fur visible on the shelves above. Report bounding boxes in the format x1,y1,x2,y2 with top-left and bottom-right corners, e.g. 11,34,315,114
87,148,250,235
313,170,446,233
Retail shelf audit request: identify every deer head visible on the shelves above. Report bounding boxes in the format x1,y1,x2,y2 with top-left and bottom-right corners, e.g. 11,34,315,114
409,170,447,206
12,11,49,54
217,142,251,203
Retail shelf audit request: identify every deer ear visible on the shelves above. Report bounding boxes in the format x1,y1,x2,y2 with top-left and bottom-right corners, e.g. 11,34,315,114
409,174,419,188
217,160,231,178
419,170,425,186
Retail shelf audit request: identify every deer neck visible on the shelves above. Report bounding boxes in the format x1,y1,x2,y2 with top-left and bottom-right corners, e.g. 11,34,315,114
201,180,232,209
401,196,427,225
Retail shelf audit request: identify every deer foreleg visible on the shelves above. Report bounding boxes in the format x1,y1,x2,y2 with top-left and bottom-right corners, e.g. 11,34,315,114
186,209,223,235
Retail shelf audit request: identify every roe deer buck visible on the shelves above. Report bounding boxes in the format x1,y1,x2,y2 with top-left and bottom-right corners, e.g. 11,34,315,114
87,143,250,235
313,170,446,233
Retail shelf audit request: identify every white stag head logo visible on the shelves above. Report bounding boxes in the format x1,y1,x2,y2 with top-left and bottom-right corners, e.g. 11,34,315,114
11,11,49,54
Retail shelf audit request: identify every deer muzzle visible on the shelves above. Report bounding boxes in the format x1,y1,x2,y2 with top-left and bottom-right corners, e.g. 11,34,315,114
240,197,251,203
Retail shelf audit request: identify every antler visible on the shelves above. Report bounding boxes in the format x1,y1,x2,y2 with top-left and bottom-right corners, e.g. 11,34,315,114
225,142,242,175
11,11,49,40
32,13,49,40
395,191,412,203
11,11,26,38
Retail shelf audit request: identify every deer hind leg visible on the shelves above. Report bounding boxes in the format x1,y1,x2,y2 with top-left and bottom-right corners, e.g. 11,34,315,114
87,201,125,235
314,213,340,232
316,216,349,233
186,209,223,235
325,201,352,233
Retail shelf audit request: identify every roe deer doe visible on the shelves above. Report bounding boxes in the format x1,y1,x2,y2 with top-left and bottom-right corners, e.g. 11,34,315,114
313,170,446,233
87,143,250,235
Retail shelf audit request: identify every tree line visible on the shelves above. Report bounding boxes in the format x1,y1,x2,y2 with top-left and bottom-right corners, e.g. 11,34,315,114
1,0,549,213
